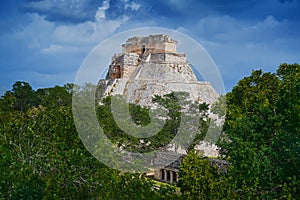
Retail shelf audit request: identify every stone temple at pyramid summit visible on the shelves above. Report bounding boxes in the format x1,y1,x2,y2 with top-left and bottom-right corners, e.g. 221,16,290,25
98,34,219,107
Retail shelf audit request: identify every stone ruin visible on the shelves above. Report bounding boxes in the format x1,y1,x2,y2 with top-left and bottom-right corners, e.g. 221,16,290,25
106,34,186,80
98,34,220,157
99,34,218,107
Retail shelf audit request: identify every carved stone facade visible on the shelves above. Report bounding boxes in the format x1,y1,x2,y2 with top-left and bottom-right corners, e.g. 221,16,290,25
122,34,177,55
100,34,219,107
106,53,140,79
106,34,187,80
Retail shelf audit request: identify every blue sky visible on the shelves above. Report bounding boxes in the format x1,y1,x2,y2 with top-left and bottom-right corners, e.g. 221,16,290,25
1,0,300,95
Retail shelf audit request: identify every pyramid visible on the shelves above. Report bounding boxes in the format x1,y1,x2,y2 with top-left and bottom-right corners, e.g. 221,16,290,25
98,34,219,107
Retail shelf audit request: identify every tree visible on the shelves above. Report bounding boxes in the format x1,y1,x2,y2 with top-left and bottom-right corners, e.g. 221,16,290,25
11,81,36,111
36,84,72,107
219,63,300,198
96,91,212,153
178,151,231,199
0,82,180,199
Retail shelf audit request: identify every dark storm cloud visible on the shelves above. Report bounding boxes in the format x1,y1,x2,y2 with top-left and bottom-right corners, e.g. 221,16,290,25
147,0,300,21
0,0,299,95
22,0,147,23
23,0,102,23
142,0,258,19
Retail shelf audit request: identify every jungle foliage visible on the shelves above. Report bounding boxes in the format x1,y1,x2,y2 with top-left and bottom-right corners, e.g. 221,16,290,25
0,63,299,199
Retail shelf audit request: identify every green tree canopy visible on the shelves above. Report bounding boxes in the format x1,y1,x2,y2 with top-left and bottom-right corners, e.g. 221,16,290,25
219,63,300,198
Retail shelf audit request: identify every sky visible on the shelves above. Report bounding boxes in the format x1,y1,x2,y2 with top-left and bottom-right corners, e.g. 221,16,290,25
1,0,300,95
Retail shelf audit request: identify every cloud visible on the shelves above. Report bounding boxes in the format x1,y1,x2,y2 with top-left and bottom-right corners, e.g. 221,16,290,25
0,0,134,94
1,0,299,95
184,15,300,90
24,0,101,23
24,0,145,23
51,17,128,47
151,0,300,22
11,1,129,54
191,14,299,45
95,0,110,21
124,1,141,11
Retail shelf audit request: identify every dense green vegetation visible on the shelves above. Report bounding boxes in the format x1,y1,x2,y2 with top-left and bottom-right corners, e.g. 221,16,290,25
0,82,177,199
0,63,299,199
179,63,300,199
96,92,211,153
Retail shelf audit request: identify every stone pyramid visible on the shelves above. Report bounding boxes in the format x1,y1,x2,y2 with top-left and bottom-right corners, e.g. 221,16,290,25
98,34,219,107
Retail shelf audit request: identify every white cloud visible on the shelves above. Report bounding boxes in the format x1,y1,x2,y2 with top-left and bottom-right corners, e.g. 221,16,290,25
0,0,135,93
17,0,144,58
95,0,110,21
11,2,129,56
192,15,292,45
125,1,141,11
50,15,128,47
179,15,300,91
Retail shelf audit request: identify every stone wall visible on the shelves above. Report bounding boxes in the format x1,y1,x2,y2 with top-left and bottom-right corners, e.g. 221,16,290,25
112,53,140,65
149,53,186,64
122,34,177,55
101,34,219,108
107,53,140,79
